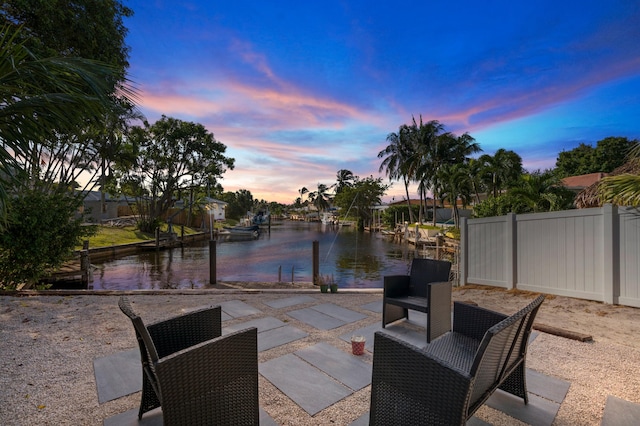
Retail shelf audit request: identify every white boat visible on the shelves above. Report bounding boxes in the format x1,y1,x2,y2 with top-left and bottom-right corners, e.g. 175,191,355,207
223,225,260,239
320,212,337,225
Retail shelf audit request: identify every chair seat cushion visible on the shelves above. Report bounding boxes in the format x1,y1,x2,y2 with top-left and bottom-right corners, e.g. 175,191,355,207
385,296,429,312
424,332,480,374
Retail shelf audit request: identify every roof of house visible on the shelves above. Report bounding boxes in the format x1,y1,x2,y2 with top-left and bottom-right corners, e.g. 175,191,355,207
575,159,640,208
81,190,133,203
561,172,607,191
389,198,433,207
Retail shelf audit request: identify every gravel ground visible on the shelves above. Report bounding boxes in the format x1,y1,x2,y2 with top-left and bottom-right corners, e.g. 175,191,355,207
1,286,639,425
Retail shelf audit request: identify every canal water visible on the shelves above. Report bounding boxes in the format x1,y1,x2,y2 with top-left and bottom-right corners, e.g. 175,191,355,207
90,220,420,290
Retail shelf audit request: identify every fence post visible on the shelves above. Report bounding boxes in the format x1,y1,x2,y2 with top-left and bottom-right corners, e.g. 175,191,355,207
80,250,89,288
460,217,467,286
209,240,216,285
505,213,517,290
603,204,618,304
312,240,319,284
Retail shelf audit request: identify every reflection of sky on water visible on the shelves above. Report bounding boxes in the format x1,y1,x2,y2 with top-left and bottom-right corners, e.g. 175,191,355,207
90,221,419,290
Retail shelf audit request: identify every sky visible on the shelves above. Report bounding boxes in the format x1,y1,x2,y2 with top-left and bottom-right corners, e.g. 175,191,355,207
123,0,640,204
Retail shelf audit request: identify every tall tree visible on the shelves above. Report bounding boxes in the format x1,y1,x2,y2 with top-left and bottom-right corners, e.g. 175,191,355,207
307,183,332,213
378,124,416,223
593,137,635,173
409,116,446,224
0,24,135,288
466,157,486,204
2,0,139,214
555,137,635,178
221,189,254,220
1,0,132,75
436,162,473,227
333,176,389,229
414,122,481,226
478,148,523,197
117,116,235,232
335,169,355,194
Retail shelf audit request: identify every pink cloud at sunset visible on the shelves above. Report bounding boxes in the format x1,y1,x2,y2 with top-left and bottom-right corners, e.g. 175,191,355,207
124,0,640,203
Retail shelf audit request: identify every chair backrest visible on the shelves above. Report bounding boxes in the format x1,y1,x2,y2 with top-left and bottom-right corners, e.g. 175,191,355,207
468,295,545,406
118,296,160,371
409,258,452,298
157,327,259,425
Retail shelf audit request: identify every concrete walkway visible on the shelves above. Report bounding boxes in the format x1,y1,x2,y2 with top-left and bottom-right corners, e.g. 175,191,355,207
2,289,640,425
96,294,573,425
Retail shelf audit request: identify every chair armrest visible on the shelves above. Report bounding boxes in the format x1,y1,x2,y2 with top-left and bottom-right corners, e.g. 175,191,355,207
370,331,471,425
452,302,507,341
427,281,452,342
147,306,222,358
383,275,410,298
156,327,259,425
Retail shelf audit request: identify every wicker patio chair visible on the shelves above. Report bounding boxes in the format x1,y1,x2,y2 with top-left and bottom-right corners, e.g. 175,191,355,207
118,296,259,425
382,258,452,342
370,295,545,426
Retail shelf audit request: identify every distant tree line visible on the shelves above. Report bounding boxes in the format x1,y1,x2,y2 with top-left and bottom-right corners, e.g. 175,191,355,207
378,115,639,224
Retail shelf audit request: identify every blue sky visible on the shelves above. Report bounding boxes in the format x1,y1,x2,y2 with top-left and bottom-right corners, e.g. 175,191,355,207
123,1,640,203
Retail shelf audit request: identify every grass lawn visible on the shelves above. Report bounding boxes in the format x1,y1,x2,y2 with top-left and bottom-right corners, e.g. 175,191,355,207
77,224,203,249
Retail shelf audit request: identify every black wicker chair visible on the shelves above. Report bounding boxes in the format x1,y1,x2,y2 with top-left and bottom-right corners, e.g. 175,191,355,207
382,258,452,342
118,296,259,425
370,295,545,426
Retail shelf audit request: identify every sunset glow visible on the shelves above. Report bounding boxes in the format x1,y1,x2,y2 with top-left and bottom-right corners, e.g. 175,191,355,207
125,1,640,203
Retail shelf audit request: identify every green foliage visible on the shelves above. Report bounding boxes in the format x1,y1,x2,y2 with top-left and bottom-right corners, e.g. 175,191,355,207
379,116,482,226
335,169,355,194
0,23,136,228
1,0,133,73
115,116,235,232
598,144,640,206
474,170,576,217
477,148,523,197
510,170,575,212
380,204,421,227
308,183,332,213
378,123,419,223
473,194,529,217
221,189,254,220
555,137,636,178
0,189,95,289
333,176,389,229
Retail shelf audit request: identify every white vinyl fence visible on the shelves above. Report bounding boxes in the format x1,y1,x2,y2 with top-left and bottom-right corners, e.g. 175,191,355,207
460,205,640,308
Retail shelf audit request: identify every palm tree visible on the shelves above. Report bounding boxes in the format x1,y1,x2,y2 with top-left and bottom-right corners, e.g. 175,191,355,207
510,170,573,212
308,183,332,214
298,186,308,201
417,126,481,226
378,124,416,222
598,143,640,206
335,169,355,194
0,24,134,226
466,157,486,204
478,148,523,198
436,162,473,227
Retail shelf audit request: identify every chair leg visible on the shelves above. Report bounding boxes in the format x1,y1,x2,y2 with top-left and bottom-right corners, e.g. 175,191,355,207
382,303,407,327
498,362,528,403
138,374,161,419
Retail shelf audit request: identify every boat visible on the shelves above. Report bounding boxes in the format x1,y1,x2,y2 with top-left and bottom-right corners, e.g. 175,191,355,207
252,210,270,225
320,212,337,225
223,225,261,239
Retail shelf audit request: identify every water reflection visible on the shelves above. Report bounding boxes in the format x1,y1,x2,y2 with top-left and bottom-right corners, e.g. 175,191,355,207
90,221,418,290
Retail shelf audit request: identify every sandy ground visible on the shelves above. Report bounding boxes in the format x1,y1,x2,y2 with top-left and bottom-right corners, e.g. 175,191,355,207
1,284,640,425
